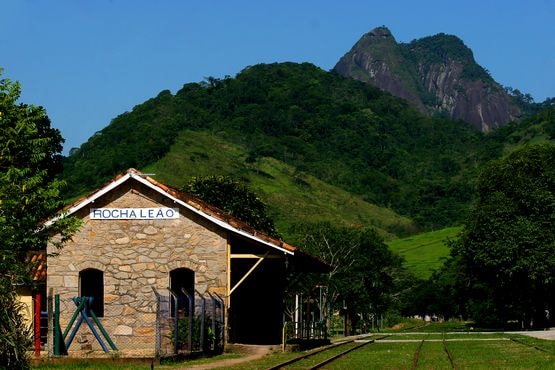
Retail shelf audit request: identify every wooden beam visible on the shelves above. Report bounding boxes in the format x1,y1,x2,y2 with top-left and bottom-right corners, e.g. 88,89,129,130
230,253,282,259
227,238,231,308
229,251,269,296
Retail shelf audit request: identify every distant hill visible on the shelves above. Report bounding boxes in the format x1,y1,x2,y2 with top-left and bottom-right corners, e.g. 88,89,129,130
62,62,503,234
334,26,521,131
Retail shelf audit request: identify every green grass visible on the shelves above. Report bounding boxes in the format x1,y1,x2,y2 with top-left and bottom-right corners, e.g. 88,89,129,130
32,328,555,369
331,341,419,369
384,333,508,340
248,157,415,240
386,226,461,279
416,341,452,369
32,359,152,369
394,320,470,333
447,338,555,369
143,130,417,240
33,353,243,370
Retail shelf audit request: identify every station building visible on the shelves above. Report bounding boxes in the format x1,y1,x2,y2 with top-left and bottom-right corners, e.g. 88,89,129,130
28,168,328,357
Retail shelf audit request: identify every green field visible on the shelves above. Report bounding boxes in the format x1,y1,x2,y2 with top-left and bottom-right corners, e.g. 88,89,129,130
386,226,462,279
224,331,555,369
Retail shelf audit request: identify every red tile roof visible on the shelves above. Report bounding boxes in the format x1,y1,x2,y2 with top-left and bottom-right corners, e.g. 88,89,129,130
53,168,330,272
27,250,47,282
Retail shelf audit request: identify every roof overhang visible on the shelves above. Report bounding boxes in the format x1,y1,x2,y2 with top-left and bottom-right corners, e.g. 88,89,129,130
46,170,296,256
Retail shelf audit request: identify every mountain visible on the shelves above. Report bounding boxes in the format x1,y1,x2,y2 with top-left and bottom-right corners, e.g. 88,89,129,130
334,26,521,131
62,62,502,236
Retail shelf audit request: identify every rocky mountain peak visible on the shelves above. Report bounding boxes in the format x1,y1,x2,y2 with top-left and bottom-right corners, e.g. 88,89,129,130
368,26,394,38
334,27,521,131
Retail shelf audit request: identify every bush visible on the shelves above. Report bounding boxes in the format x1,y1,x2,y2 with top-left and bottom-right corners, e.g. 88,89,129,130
169,316,219,352
0,279,32,369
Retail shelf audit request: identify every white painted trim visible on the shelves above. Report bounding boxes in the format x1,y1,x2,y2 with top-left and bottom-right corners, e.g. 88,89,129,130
45,172,295,256
129,174,295,255
44,173,133,227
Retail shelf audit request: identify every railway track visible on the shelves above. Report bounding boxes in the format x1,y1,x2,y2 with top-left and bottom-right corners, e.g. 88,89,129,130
410,334,428,370
409,333,457,370
267,335,389,370
442,336,457,369
266,324,434,369
509,337,552,353
267,335,535,370
270,327,521,369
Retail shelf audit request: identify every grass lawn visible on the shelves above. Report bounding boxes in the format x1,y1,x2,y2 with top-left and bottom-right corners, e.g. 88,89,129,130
32,322,555,369
416,341,452,369
32,360,152,369
330,341,419,369
32,353,242,370
447,338,555,369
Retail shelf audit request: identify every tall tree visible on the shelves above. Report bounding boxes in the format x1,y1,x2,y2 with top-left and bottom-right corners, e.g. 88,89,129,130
182,175,279,237
450,144,555,328
291,222,407,334
0,71,79,368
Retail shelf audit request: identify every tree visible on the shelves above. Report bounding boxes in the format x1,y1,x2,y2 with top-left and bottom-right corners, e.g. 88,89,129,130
450,144,555,328
182,175,279,237
291,222,407,334
406,255,467,321
0,71,80,368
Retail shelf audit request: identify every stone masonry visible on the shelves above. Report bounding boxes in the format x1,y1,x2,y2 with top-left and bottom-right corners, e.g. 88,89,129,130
47,181,228,357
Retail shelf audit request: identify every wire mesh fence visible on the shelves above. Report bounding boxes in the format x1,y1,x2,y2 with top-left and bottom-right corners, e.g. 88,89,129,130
153,287,225,357
47,288,224,358
284,320,326,343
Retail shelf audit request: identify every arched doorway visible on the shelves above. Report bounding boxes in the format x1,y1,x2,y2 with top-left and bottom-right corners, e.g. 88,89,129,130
169,268,195,317
79,268,104,317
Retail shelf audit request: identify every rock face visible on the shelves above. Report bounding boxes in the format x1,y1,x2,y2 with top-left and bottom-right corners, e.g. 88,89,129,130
334,26,521,131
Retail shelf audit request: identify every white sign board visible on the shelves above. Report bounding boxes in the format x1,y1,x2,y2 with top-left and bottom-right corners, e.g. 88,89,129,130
90,208,179,220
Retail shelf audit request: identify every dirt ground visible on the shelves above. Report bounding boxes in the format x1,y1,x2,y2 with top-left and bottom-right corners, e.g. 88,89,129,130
169,344,275,370
510,329,555,340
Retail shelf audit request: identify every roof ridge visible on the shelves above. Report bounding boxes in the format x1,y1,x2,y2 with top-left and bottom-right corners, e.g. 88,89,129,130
55,169,297,254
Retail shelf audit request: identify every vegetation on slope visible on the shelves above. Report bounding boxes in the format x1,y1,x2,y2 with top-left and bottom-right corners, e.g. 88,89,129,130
63,62,502,231
143,130,416,240
387,226,461,279
406,33,494,83
492,106,555,151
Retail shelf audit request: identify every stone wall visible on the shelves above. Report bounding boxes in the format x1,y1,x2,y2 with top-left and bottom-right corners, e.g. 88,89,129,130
47,181,228,357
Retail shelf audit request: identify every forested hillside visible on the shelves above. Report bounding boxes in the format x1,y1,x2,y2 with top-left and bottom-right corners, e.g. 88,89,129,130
63,62,505,231
492,106,555,151
140,131,417,239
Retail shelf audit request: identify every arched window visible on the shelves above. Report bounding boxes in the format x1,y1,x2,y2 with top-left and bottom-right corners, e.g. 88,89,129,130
169,268,194,317
79,268,104,317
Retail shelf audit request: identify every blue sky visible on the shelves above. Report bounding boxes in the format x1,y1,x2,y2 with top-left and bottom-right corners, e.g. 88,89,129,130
2,0,554,154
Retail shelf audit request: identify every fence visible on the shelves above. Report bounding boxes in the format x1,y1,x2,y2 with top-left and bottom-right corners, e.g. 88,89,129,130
283,292,328,345
153,287,225,357
284,320,326,342
46,288,224,358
